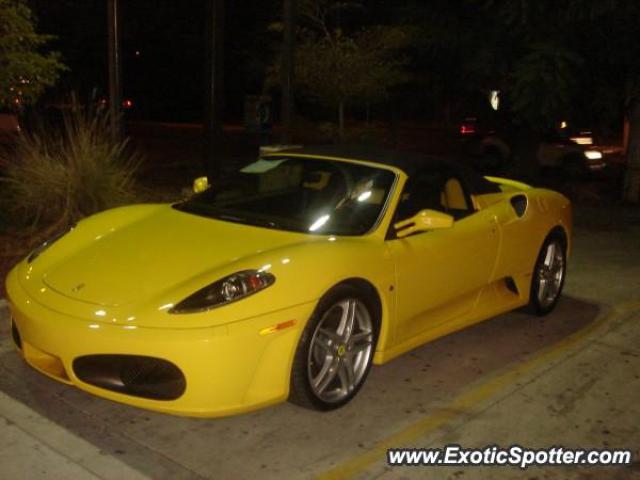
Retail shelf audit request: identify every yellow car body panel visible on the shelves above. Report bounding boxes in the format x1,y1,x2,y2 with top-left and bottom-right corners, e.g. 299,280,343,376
5,152,572,417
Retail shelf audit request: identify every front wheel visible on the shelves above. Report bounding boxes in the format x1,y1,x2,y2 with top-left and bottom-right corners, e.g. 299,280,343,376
289,286,378,410
527,236,567,315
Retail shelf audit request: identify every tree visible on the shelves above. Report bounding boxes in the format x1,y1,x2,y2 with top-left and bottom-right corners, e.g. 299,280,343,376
485,0,640,202
413,0,640,201
568,0,640,203
270,0,410,140
0,0,65,109
397,0,512,123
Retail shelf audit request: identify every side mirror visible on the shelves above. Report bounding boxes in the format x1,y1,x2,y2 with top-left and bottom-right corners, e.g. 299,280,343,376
394,209,454,238
192,176,210,194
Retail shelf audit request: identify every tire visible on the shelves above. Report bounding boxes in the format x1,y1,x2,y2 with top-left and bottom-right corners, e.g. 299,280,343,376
289,285,379,411
527,234,567,316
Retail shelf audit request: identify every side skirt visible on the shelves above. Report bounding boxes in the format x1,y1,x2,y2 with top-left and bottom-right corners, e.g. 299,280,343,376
373,277,528,365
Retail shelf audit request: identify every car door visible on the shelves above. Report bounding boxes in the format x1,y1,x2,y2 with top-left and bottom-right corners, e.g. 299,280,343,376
387,167,500,343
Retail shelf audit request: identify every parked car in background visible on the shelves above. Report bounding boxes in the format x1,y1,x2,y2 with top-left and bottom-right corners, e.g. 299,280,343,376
458,116,512,170
458,117,607,176
537,126,606,176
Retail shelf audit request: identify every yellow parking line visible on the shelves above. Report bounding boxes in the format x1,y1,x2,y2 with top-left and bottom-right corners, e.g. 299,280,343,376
316,300,640,480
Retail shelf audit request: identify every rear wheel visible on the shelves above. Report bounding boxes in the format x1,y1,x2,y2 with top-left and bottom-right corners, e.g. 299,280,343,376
289,285,378,410
527,235,567,315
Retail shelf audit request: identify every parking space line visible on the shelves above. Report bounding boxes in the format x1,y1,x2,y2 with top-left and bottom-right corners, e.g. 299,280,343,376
316,300,640,480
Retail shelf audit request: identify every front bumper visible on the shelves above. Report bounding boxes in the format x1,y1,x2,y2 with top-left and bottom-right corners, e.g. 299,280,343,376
5,268,314,417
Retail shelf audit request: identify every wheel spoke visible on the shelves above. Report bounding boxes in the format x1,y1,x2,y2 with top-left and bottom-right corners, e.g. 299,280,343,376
318,327,341,344
338,299,356,342
314,333,332,353
313,356,339,393
538,277,549,303
544,243,555,268
337,357,355,393
553,254,564,276
349,332,373,354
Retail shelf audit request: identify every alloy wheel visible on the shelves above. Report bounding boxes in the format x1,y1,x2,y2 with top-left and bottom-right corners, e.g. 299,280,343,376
536,240,565,309
307,298,374,403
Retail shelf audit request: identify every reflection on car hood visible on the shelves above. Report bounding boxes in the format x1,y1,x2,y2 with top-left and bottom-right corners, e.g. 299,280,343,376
42,206,307,306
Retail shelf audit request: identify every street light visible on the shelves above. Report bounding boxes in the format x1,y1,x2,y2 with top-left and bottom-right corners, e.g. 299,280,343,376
281,0,296,144
203,0,225,179
107,0,123,143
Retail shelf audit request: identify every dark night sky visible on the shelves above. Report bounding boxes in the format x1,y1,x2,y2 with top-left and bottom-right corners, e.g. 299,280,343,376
28,0,281,122
26,1,403,122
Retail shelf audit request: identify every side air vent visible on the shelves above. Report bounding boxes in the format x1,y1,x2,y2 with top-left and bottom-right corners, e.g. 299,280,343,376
510,194,528,218
505,277,519,295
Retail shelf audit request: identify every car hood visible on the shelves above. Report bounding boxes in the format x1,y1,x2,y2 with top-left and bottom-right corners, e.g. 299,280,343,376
42,206,308,307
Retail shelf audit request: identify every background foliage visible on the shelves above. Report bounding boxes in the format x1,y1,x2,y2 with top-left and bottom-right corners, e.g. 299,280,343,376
0,0,66,109
0,102,140,232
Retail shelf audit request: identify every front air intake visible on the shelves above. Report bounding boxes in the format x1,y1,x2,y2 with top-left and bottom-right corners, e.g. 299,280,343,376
11,319,22,350
73,354,186,400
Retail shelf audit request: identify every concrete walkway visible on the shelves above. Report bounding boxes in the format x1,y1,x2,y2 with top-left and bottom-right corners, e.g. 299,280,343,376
328,304,640,480
0,207,639,479
0,390,150,480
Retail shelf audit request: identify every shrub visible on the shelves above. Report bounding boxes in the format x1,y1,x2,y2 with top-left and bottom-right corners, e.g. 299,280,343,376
0,103,140,232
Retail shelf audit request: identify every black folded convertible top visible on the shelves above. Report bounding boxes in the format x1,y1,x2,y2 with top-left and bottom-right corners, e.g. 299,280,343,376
273,144,502,196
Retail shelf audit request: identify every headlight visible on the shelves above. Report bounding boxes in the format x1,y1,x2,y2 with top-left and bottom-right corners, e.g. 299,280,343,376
27,224,75,263
169,270,276,314
584,150,602,160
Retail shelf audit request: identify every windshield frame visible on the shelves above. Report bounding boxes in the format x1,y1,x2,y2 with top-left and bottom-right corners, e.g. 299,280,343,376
173,154,401,237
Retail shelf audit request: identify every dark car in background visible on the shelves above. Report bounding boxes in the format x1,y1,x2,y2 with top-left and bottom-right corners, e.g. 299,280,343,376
458,116,606,176
457,115,512,170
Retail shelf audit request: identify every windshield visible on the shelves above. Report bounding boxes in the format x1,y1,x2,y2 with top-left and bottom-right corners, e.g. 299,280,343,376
174,156,396,235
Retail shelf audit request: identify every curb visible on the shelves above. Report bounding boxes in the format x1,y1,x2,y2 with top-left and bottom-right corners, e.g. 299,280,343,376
0,391,150,480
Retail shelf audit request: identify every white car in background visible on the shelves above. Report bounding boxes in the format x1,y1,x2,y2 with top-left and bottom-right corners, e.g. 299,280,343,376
458,117,606,175
537,127,605,175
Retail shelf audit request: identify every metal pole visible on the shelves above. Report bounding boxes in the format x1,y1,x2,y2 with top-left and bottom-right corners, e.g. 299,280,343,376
281,0,295,144
204,0,225,179
107,0,123,143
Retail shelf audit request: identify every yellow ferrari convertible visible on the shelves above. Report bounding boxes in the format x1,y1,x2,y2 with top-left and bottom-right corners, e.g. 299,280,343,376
5,146,571,417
